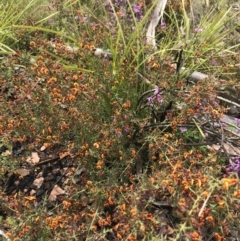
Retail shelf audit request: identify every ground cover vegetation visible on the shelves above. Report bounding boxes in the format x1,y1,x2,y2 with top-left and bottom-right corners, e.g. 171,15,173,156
0,0,240,240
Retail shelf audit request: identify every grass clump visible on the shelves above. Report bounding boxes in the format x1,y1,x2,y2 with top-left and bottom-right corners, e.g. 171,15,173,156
0,0,240,240
0,0,53,54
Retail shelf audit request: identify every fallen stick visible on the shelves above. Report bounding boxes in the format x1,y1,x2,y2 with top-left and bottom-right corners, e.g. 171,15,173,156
146,0,168,49
0,230,11,241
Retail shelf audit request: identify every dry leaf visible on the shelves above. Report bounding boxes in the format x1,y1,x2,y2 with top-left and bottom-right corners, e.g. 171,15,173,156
26,152,40,164
161,225,175,235
48,185,65,201
30,190,36,195
59,151,70,159
1,150,11,156
33,177,44,188
40,143,52,151
36,171,43,178
40,145,46,151
17,169,30,177
223,143,240,155
24,196,36,201
210,143,240,155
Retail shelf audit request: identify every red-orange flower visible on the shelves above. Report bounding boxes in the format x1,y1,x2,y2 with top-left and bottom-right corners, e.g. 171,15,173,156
222,178,239,190
62,200,71,210
71,87,80,95
47,77,57,84
68,94,75,101
40,67,49,75
29,41,36,48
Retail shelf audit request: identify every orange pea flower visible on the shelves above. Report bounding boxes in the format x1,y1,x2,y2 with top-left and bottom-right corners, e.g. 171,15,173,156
222,178,239,190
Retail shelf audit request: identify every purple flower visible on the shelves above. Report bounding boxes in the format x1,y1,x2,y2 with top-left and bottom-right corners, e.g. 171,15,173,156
147,88,164,107
133,4,141,14
156,94,163,103
194,26,203,32
212,100,219,107
103,0,110,6
116,129,123,138
82,15,88,22
124,126,130,132
235,118,240,126
133,3,143,21
111,115,116,121
180,127,187,132
103,52,111,58
222,123,227,128
48,18,53,24
210,59,218,66
147,96,154,107
153,87,159,95
226,157,240,173
161,21,167,29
